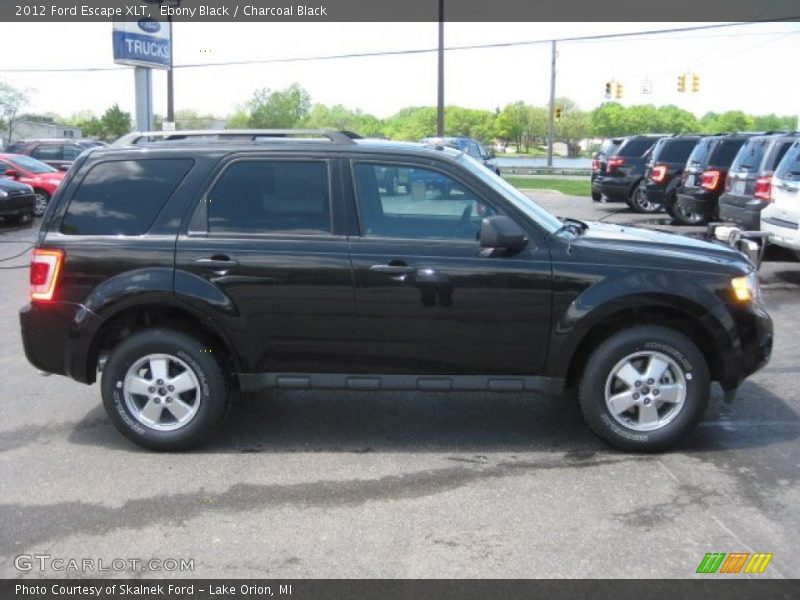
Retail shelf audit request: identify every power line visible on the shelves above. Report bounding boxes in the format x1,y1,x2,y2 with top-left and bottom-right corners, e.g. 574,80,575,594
0,19,796,73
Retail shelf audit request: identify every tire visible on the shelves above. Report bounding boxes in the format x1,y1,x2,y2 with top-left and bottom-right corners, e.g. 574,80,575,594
670,203,708,226
33,190,50,217
629,182,662,214
578,325,710,452
101,328,229,451
591,191,602,202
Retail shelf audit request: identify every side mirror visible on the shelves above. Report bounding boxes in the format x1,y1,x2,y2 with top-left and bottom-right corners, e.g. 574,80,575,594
480,215,527,252
4,169,18,179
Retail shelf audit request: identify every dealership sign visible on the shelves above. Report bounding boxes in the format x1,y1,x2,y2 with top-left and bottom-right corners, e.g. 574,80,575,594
112,19,171,69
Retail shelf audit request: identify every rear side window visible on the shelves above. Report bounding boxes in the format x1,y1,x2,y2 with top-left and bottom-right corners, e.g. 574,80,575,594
654,139,698,163
730,139,769,172
775,142,800,179
709,139,746,167
767,139,795,171
687,138,716,165
617,138,657,157
61,159,193,235
599,139,622,157
207,161,331,235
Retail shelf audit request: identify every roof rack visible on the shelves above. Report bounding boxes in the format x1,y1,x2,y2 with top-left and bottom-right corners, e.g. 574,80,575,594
112,129,361,146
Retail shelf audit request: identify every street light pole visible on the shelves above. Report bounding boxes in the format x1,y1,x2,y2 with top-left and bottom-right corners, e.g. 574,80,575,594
436,0,444,137
546,40,557,168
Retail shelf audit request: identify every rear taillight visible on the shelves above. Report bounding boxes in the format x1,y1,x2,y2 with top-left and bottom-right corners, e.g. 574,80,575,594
607,156,625,174
650,165,667,183
591,158,599,172
754,175,772,202
30,248,64,301
700,170,722,191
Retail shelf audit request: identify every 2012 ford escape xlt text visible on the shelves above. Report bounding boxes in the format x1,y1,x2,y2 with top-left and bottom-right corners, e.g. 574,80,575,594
19,130,773,451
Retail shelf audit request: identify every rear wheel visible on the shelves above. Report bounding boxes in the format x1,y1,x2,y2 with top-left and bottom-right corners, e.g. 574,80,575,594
578,326,710,452
591,191,602,202
670,203,708,226
101,328,229,451
629,182,661,214
33,190,50,217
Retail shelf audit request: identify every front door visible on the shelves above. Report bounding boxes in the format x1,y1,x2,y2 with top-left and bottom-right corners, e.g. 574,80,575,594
346,159,552,376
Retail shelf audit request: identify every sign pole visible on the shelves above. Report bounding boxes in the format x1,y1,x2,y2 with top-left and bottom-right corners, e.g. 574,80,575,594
134,67,153,131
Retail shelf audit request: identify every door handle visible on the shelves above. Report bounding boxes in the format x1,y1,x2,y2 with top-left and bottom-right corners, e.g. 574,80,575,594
195,257,239,271
370,264,416,275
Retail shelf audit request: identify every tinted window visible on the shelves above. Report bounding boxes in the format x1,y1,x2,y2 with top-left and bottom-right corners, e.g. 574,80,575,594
62,145,84,160
7,155,57,174
775,142,800,179
208,161,330,235
709,139,746,167
617,138,657,157
767,140,795,171
599,139,622,158
730,139,769,172
655,139,698,163
688,138,716,165
353,163,497,241
32,145,62,160
62,159,193,235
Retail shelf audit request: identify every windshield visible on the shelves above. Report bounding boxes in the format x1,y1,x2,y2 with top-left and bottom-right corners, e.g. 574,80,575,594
7,154,57,174
457,153,562,233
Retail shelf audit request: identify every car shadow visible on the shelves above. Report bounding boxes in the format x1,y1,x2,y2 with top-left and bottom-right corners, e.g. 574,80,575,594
65,380,799,456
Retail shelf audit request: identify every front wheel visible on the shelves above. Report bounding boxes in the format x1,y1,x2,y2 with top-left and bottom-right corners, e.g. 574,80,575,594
101,328,229,451
579,326,710,452
670,203,708,225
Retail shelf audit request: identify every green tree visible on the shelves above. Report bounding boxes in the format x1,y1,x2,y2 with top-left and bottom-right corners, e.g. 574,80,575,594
99,104,131,140
240,84,312,128
0,80,30,143
495,102,530,151
590,102,627,137
383,106,437,141
303,103,384,137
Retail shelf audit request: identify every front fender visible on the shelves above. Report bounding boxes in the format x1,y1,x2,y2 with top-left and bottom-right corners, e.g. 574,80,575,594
546,269,739,380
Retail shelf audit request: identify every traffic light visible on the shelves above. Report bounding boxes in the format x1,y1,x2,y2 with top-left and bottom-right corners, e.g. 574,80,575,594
555,106,562,121
691,73,700,92
677,74,686,92
615,82,623,99
605,82,612,98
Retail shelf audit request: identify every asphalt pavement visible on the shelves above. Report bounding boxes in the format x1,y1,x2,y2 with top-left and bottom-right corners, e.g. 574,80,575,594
0,195,798,579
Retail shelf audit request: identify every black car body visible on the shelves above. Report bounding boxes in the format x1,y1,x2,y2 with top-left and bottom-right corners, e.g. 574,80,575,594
0,177,35,223
595,135,663,203
590,137,623,201
4,138,106,171
644,135,701,214
718,133,798,231
19,130,772,452
674,134,754,225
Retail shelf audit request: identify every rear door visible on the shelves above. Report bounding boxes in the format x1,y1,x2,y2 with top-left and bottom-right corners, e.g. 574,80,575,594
174,154,355,374
345,156,552,377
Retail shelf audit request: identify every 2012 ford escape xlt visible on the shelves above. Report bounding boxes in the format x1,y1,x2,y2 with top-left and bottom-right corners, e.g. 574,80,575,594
19,130,773,451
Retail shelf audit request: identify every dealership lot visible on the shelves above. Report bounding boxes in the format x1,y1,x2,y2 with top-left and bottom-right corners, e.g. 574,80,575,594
0,193,798,578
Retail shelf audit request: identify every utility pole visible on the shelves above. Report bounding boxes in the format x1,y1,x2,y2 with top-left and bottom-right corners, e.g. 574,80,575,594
546,40,557,167
436,0,444,137
166,15,174,123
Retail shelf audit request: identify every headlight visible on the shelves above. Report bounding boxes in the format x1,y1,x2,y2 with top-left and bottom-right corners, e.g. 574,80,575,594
731,271,761,303
0,190,7,198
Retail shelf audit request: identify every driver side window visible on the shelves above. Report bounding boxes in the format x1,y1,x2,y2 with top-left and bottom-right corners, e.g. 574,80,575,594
352,163,497,241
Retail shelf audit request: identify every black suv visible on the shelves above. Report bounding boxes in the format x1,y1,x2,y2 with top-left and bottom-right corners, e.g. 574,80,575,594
4,138,106,171
643,135,701,216
590,137,623,202
718,132,798,230
595,135,663,210
674,133,754,225
19,130,772,452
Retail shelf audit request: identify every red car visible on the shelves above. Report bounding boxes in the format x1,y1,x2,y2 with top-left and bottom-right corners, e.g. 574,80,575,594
0,153,66,217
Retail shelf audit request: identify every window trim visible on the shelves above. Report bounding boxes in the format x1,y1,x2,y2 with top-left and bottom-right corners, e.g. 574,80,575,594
191,156,336,239
348,158,501,243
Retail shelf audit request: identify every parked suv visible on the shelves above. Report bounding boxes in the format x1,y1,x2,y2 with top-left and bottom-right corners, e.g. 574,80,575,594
4,138,106,171
595,135,663,209
19,130,772,452
420,137,499,174
674,133,754,225
590,137,623,202
718,133,798,231
643,135,701,216
761,138,800,259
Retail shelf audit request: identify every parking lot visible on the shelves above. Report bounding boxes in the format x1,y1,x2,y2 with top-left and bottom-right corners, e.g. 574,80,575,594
1,192,799,579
